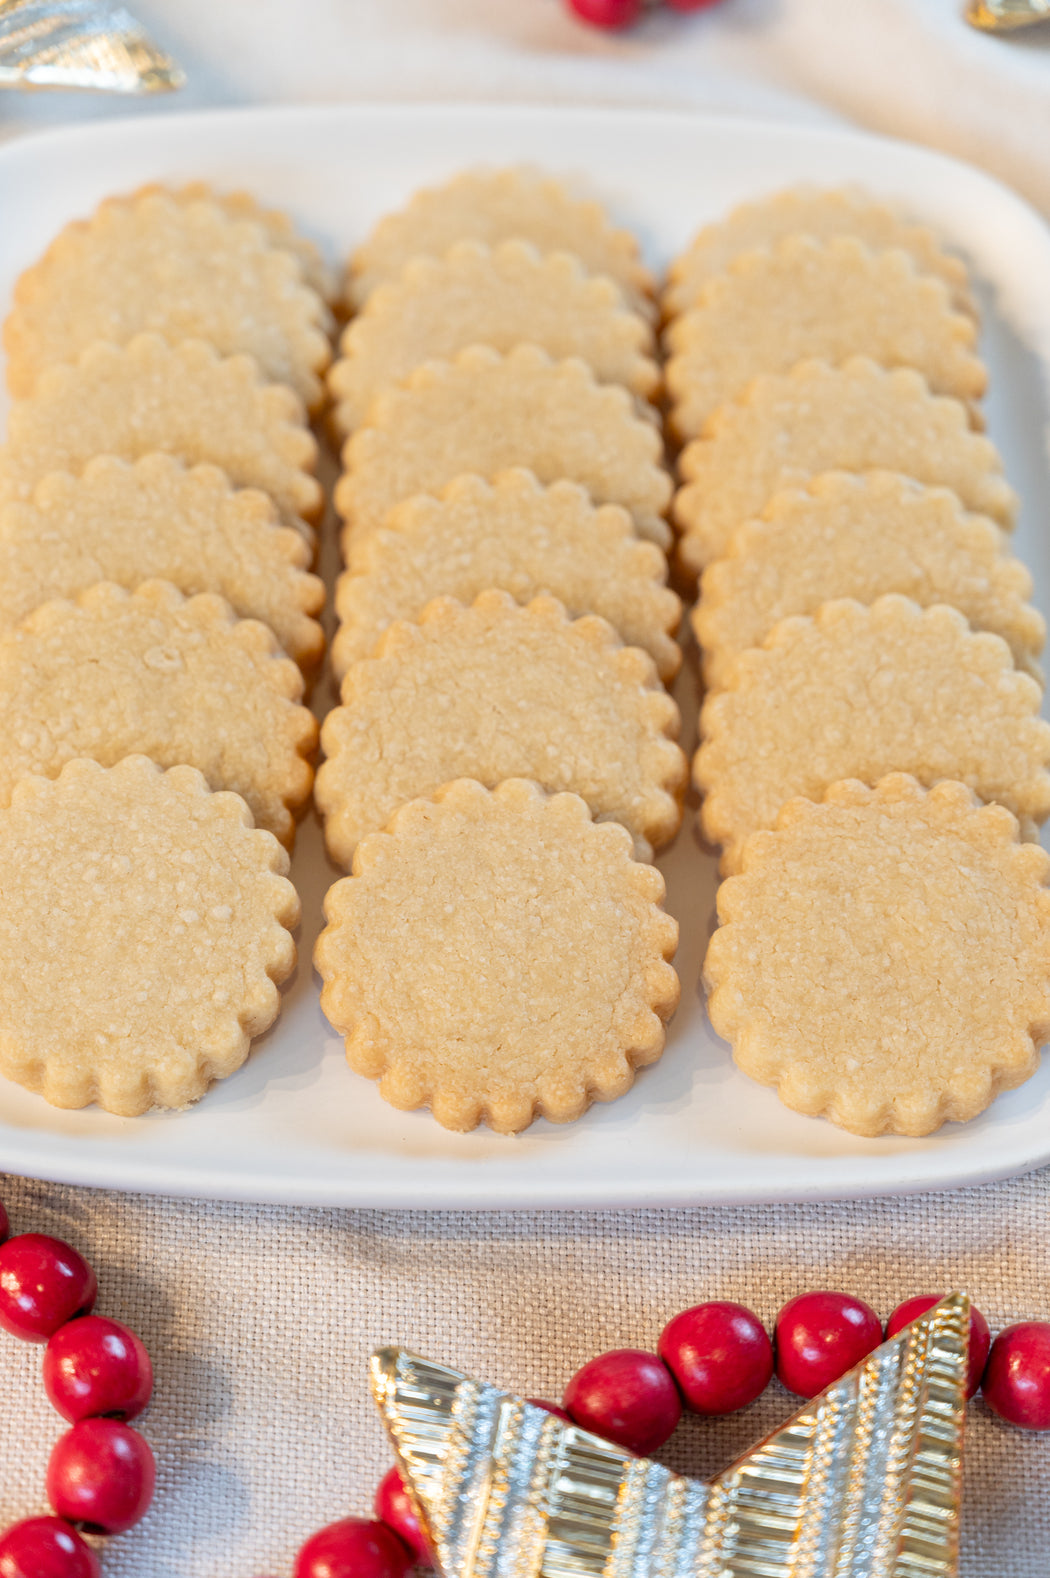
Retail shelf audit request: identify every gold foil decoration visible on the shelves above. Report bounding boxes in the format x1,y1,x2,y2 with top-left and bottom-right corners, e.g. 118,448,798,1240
966,0,1050,30
371,1293,969,1578
0,0,184,92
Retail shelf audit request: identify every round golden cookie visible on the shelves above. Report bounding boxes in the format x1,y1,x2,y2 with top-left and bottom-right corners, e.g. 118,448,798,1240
329,239,659,436
663,186,974,320
332,470,681,681
664,236,985,442
348,166,654,312
696,595,1050,873
0,334,322,531
4,188,334,408
317,589,686,866
0,580,318,847
0,455,325,672
0,755,300,1117
704,774,1050,1137
695,471,1043,690
336,344,671,550
674,358,1017,574
315,777,680,1134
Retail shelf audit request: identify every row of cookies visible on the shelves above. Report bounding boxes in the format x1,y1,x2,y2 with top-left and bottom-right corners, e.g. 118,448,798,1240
313,170,686,1133
0,185,338,1115
667,189,1050,1136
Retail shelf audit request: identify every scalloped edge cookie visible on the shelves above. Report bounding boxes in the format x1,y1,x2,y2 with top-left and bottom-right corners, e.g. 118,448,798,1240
664,236,985,442
315,776,680,1134
332,469,681,681
335,343,671,550
695,595,1050,872
704,774,1050,1137
317,588,686,865
348,166,654,313
4,187,333,409
0,454,325,671
674,358,1017,575
0,579,318,846
0,334,322,530
328,239,659,436
663,186,975,320
0,755,300,1117
694,470,1043,689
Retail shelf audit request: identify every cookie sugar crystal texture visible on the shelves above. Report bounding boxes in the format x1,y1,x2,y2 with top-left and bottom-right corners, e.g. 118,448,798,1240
336,345,672,550
0,757,299,1116
0,334,322,529
706,777,1050,1136
674,358,1016,573
372,1298,968,1575
0,580,317,846
665,236,984,441
4,188,333,408
348,166,653,311
697,596,1050,872
328,239,658,435
332,471,681,681
315,779,679,1133
317,590,686,863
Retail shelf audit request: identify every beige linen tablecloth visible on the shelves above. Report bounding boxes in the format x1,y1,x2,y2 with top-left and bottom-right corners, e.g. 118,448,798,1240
0,1172,1048,1575
4,3,1050,1574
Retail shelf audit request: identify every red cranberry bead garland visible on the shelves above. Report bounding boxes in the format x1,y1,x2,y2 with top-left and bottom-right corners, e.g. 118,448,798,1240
373,1469,431,1565
0,1191,156,1573
774,1290,883,1399
294,1518,413,1578
886,1295,991,1399
563,1348,682,1454
659,1301,773,1415
982,1322,1050,1430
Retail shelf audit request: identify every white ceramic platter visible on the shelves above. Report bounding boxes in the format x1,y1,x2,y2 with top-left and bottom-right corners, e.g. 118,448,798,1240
1,103,1049,1209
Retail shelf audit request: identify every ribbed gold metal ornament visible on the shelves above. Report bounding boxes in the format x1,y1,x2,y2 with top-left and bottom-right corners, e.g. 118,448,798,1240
371,1293,969,1578
0,0,183,92
966,0,1050,30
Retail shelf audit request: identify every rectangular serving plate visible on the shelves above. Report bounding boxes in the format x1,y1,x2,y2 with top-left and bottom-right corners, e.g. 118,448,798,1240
0,102,1049,1209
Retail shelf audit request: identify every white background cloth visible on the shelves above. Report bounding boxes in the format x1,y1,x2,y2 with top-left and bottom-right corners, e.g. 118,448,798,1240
2,3,1050,1574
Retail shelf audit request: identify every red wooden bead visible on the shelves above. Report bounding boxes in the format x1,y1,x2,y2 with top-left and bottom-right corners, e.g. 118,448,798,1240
44,1315,153,1423
526,1397,572,1422
982,1322,1050,1430
0,1518,100,1578
885,1296,990,1398
295,1518,412,1578
47,1418,155,1534
0,1235,97,1343
374,1467,432,1565
658,1301,773,1415
775,1291,883,1398
563,1349,681,1454
565,0,644,27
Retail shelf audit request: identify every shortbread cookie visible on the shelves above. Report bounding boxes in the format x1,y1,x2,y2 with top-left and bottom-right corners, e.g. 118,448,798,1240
0,755,300,1117
696,596,1050,872
674,359,1017,573
0,335,322,529
317,590,686,865
0,580,318,846
0,456,325,671
348,167,653,311
665,236,985,441
332,470,681,681
4,188,334,408
704,774,1050,1137
328,239,659,435
664,187,974,319
336,345,671,550
148,181,339,301
696,471,1043,689
315,777,680,1133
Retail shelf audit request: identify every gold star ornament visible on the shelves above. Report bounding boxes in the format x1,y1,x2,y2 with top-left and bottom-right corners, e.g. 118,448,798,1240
371,1293,969,1578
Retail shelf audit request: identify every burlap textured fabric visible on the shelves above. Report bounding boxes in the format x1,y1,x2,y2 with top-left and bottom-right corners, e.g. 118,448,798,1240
0,1171,1047,1575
